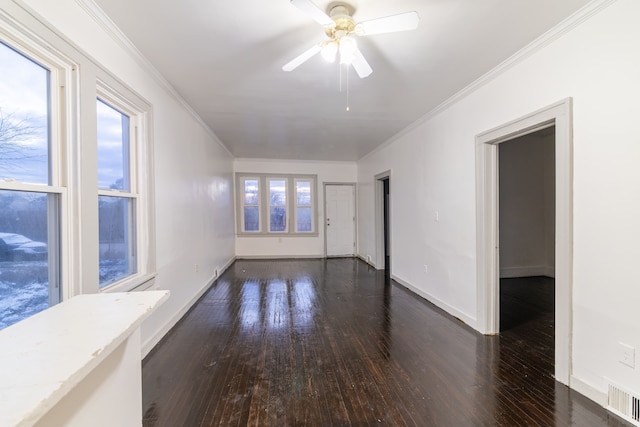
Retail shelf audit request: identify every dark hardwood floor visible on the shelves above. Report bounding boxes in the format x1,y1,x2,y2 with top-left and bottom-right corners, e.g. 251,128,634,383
142,259,630,426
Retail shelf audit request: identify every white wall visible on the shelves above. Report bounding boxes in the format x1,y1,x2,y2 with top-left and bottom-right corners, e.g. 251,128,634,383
234,159,357,258
499,130,555,278
358,0,640,401
17,0,236,354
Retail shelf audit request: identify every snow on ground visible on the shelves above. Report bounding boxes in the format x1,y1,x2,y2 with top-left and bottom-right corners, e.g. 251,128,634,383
0,261,48,329
0,259,129,329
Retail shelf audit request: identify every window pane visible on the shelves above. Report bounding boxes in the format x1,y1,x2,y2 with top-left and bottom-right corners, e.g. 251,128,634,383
244,206,259,232
244,179,259,205
99,196,136,287
270,207,287,232
0,42,49,185
296,181,311,206
97,99,130,191
269,180,286,206
0,190,58,329
269,180,286,232
296,207,312,232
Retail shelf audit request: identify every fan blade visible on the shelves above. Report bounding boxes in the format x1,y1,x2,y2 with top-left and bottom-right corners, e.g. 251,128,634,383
357,11,420,36
351,48,373,78
290,0,335,27
282,44,322,72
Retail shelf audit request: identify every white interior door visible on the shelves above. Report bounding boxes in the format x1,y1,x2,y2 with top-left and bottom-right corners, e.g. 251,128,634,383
325,184,355,257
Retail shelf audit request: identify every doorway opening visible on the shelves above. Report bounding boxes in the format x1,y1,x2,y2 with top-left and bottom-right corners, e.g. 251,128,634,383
476,99,573,386
383,178,390,274
498,128,556,376
375,171,391,272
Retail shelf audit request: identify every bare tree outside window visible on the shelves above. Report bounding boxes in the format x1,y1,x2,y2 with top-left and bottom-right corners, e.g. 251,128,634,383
0,41,57,330
0,110,43,169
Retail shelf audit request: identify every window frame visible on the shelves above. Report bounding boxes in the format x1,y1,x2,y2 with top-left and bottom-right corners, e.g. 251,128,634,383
294,178,314,233
267,177,288,233
0,25,72,322
96,80,155,293
236,173,318,237
0,1,158,331
240,176,261,233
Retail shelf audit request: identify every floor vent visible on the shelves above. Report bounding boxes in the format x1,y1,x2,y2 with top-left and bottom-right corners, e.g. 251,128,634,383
607,380,640,426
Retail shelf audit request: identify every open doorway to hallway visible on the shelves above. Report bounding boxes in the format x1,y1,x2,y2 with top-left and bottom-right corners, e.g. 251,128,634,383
498,127,556,375
375,171,391,273
475,98,573,385
382,177,390,275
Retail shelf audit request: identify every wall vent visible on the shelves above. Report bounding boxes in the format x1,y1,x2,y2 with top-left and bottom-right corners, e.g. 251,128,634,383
607,380,640,426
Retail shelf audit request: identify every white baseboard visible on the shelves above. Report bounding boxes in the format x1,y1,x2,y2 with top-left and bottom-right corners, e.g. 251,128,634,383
357,254,377,268
235,255,324,260
141,256,236,357
500,265,555,278
391,274,477,329
571,375,607,407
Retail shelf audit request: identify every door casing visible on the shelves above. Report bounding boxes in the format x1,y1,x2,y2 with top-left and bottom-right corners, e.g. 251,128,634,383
475,98,573,386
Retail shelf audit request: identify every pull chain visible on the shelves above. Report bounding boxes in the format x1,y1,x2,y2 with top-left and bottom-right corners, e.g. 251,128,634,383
338,63,350,112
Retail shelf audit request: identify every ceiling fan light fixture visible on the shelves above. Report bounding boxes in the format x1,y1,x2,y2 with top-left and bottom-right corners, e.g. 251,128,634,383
339,36,357,64
321,42,338,63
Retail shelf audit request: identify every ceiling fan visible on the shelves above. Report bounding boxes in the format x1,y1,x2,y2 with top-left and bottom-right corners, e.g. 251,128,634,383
283,0,420,78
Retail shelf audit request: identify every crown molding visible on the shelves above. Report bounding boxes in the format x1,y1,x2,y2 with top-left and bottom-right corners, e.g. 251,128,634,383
358,0,618,163
74,0,233,158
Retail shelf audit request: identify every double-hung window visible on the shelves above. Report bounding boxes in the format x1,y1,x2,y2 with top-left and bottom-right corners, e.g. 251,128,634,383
268,178,287,232
0,40,65,328
236,174,317,236
0,5,155,330
96,97,136,288
241,178,260,232
294,178,313,232
96,82,153,291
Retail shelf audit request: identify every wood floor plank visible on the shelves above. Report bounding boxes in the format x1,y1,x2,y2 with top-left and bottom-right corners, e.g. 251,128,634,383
142,259,632,426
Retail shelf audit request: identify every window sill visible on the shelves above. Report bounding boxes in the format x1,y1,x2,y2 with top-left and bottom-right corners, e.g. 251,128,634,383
237,232,319,238
0,291,168,426
99,272,157,293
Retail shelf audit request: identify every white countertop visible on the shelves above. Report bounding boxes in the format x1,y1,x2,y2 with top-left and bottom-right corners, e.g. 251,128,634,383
0,291,169,427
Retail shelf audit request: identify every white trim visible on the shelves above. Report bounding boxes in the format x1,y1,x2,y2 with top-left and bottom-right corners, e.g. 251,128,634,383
95,78,155,292
357,254,375,267
0,15,76,312
234,157,356,166
475,98,573,386
358,0,616,162
571,375,608,408
236,255,326,260
141,256,235,357
101,272,156,293
391,274,476,328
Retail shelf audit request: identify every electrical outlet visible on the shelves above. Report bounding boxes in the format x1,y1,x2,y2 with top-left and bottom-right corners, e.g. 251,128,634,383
619,342,635,368
424,264,428,273
194,264,199,273
366,255,371,263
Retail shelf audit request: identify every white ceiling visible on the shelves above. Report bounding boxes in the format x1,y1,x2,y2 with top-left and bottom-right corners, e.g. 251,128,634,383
93,0,591,161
